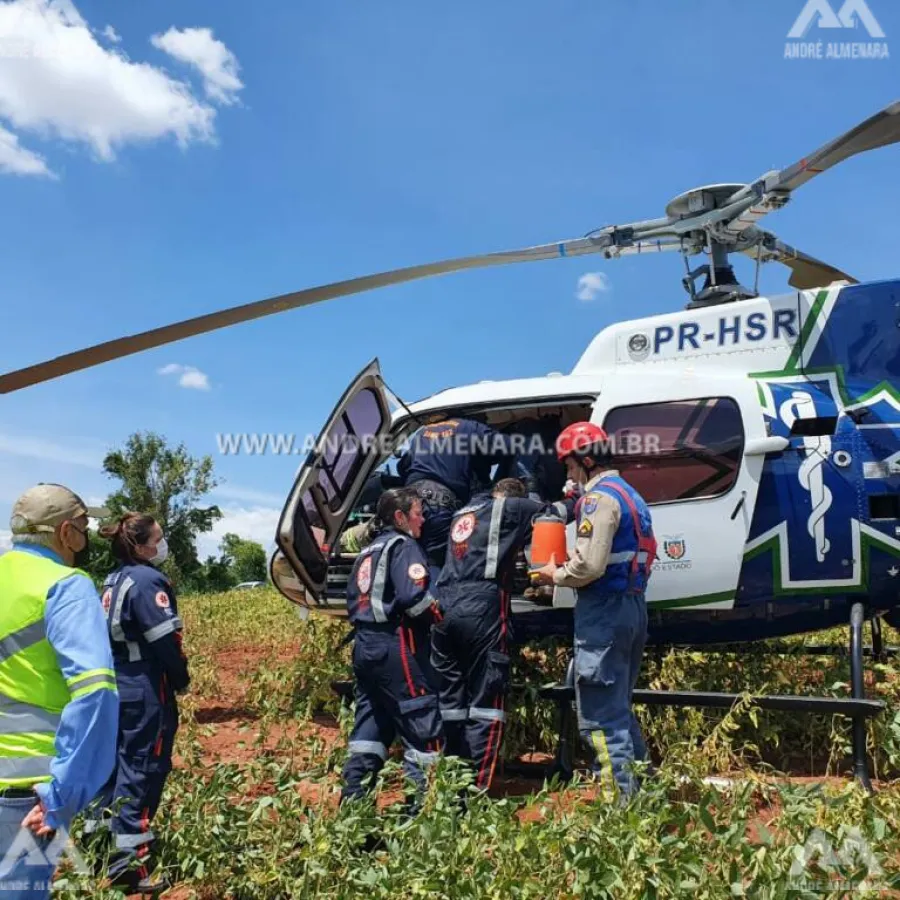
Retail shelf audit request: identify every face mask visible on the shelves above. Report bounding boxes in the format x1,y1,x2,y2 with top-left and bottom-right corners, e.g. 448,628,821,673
149,536,168,565
70,527,90,569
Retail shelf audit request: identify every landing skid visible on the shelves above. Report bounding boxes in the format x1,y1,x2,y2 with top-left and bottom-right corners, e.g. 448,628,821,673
514,602,888,793
329,605,890,793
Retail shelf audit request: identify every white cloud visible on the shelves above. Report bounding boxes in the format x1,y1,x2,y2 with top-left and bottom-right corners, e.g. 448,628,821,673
157,363,210,391
197,504,279,559
151,26,242,106
576,272,611,302
101,24,120,44
179,368,210,390
0,529,11,555
0,0,241,176
0,122,52,176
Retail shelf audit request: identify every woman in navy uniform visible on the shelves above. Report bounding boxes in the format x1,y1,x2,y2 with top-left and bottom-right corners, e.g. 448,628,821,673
340,487,445,806
88,513,190,893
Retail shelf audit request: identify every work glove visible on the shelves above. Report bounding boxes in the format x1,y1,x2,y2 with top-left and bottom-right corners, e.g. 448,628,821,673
563,479,582,500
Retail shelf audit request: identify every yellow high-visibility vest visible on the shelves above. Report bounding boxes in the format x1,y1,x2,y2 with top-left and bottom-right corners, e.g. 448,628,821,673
0,549,115,788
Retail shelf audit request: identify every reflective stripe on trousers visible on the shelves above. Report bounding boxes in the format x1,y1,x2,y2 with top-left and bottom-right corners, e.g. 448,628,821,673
572,592,648,802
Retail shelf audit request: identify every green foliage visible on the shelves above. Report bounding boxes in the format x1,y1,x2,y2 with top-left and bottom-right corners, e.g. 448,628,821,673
59,592,900,898
195,552,238,593
82,430,268,594
83,530,115,588
183,533,270,594
243,614,352,720
98,430,222,589
221,532,268,585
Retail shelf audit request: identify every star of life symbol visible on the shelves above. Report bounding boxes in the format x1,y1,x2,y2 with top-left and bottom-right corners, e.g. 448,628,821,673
451,513,476,544
785,0,889,59
751,370,900,590
779,390,832,563
786,827,884,892
356,555,373,594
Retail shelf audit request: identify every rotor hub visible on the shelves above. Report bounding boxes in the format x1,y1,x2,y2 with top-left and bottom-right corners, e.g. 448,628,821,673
665,183,747,220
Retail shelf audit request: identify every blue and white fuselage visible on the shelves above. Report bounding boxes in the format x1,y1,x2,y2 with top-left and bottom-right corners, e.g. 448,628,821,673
272,278,900,646
402,279,900,644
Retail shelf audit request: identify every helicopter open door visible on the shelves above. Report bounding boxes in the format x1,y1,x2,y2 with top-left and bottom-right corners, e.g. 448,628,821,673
582,375,766,611
272,359,394,609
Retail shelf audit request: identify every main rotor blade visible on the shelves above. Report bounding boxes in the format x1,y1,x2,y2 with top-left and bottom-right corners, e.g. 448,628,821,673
770,99,900,194
741,232,857,290
718,101,900,244
0,235,612,394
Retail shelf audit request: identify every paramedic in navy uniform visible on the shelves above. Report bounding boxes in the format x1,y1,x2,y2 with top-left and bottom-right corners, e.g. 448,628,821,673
340,487,445,807
399,417,517,575
87,513,190,894
430,477,573,789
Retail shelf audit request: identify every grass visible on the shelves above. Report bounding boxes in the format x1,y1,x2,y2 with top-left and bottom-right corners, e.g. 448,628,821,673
51,587,900,898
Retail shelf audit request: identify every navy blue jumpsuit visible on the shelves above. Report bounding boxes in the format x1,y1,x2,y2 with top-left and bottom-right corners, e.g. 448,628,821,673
340,528,445,803
493,417,567,502
399,419,516,573
429,493,572,788
90,563,189,882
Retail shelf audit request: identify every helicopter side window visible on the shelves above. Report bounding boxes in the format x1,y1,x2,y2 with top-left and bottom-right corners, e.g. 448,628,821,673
602,397,744,504
289,386,386,566
317,387,384,513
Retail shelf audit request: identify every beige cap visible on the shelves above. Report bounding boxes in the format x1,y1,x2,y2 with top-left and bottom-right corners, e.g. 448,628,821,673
10,484,110,535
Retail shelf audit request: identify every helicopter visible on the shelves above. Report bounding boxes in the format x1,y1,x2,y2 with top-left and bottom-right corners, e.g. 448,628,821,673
1,100,899,653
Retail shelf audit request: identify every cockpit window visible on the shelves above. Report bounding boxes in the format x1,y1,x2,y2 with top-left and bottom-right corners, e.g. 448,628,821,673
602,397,744,503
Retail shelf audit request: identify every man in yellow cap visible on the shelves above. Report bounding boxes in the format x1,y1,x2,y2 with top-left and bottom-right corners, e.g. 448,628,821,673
0,484,119,898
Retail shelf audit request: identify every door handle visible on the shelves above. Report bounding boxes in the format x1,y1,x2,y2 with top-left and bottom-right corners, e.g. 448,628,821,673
730,491,747,521
745,436,789,456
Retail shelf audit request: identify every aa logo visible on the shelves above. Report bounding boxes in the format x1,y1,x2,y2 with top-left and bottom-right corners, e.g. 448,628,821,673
0,826,90,878
788,0,886,38
788,827,884,891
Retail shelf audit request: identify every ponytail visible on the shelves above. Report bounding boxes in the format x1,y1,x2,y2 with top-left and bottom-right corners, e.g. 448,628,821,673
98,512,157,565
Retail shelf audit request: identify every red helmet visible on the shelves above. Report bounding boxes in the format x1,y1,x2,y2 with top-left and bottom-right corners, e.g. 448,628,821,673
556,422,609,462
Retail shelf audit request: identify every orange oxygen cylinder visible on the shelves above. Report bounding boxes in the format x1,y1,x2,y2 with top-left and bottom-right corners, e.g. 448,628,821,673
529,515,568,575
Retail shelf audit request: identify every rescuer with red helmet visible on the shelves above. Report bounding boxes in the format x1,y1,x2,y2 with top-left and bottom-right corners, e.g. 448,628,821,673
532,421,657,802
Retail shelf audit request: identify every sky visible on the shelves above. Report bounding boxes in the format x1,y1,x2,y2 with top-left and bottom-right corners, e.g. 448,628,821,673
0,0,898,559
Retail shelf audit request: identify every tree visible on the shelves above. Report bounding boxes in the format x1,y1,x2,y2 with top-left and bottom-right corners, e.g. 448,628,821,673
84,530,116,587
97,431,222,588
220,533,268,584
194,553,236,593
